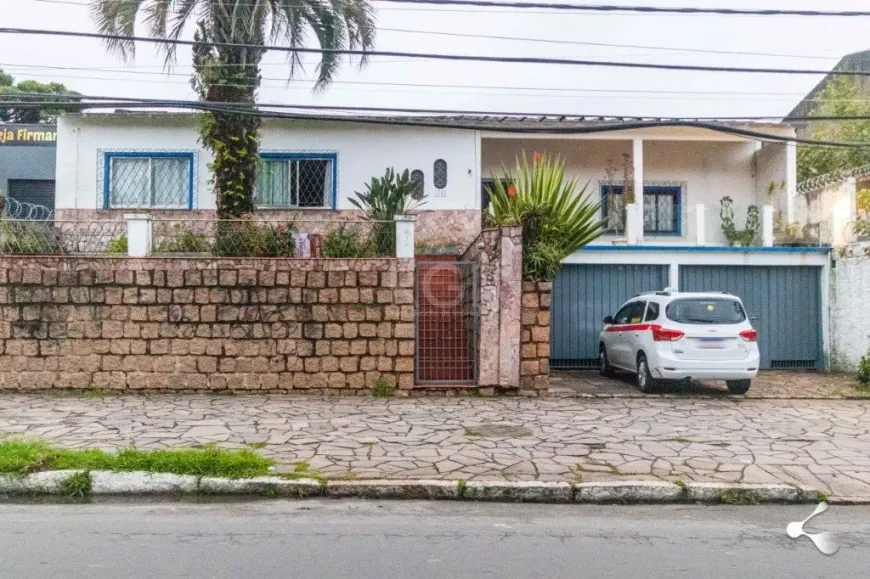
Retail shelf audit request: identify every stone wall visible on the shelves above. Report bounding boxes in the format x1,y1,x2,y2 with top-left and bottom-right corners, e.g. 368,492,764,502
520,281,551,395
831,242,870,371
0,256,415,392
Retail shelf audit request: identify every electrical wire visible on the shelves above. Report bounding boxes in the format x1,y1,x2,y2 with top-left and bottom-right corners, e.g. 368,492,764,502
3,63,843,101
27,0,870,17
0,27,863,77
377,0,870,17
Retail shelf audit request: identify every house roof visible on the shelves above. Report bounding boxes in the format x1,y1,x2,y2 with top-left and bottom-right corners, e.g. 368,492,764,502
67,109,792,137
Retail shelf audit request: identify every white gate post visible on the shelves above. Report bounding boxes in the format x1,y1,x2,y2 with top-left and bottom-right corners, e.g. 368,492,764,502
125,213,152,257
394,214,416,258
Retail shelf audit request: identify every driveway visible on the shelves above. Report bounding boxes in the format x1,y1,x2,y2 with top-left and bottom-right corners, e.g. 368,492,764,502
550,370,863,399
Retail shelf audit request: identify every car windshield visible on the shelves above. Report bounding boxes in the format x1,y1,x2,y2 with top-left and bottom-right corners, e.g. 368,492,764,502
665,298,747,325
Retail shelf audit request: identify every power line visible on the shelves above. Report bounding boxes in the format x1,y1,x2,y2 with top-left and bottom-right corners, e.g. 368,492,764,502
379,27,839,61
6,91,870,124
1,63,829,100
14,1,846,60
28,0,870,17
378,0,870,17
0,27,861,77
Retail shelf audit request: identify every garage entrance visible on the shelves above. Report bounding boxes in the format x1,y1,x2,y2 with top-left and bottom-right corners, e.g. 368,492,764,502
680,266,823,370
550,264,668,369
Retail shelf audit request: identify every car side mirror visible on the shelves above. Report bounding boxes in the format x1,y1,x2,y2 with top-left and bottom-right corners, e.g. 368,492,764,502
603,315,614,325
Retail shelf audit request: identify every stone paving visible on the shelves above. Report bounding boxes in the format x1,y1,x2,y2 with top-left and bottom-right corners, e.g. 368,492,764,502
551,370,862,399
2,393,870,498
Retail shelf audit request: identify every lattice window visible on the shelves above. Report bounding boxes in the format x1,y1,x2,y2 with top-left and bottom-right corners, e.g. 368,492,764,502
600,184,681,235
410,169,425,199
107,154,191,208
257,155,335,208
433,159,447,189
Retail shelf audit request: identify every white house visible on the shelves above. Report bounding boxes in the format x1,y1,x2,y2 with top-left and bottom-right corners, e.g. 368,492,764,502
55,111,831,372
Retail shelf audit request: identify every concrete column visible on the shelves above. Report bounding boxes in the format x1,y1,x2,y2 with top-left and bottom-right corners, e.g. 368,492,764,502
695,204,706,246
632,138,644,244
394,214,416,258
668,263,680,291
786,141,797,223
125,213,152,257
626,203,640,245
762,205,774,247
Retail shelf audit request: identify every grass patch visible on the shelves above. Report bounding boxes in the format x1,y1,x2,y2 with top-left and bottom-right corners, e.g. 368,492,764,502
260,483,279,499
457,478,467,497
246,441,267,450
60,471,92,499
371,378,396,397
717,488,760,505
818,491,830,502
673,479,688,491
0,439,273,479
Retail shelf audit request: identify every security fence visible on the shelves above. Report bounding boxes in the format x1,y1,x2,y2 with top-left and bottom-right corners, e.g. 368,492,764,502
0,217,400,258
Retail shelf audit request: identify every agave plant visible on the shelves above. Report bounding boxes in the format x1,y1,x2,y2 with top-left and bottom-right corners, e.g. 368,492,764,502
486,152,607,281
350,168,427,255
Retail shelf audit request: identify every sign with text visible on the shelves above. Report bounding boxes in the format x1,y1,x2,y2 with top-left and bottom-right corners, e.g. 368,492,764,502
0,125,57,147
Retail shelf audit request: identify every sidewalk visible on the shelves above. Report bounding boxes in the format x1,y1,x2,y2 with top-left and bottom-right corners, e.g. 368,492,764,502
2,393,870,498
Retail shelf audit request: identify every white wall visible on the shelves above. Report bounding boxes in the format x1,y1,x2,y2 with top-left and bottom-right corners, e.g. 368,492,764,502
56,114,480,211
830,242,870,371
482,136,761,245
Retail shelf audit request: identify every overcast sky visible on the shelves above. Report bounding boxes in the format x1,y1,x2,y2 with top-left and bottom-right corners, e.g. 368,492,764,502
2,0,870,119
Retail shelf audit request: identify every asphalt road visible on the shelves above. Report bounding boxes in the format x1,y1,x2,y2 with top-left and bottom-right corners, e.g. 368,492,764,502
1,500,869,578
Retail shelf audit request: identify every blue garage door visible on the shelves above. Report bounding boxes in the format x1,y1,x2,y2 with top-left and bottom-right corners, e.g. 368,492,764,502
551,264,669,369
679,266,822,370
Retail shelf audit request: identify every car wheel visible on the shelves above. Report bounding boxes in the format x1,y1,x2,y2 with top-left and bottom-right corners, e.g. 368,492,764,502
636,353,656,393
726,380,751,395
599,345,615,377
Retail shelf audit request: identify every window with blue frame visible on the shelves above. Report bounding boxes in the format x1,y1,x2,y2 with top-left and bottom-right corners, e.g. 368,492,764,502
257,153,336,208
105,152,193,209
600,184,681,235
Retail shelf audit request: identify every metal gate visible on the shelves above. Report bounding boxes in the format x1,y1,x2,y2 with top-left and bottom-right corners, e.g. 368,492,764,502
680,265,823,370
415,260,479,383
551,264,669,369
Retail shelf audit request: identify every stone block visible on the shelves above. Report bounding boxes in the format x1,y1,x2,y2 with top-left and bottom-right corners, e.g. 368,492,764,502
464,481,572,503
576,481,683,503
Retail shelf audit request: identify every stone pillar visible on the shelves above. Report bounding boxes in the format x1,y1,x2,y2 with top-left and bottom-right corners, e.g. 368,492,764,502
762,205,774,247
394,214,416,258
125,213,152,257
498,226,522,388
471,229,502,387
520,281,551,395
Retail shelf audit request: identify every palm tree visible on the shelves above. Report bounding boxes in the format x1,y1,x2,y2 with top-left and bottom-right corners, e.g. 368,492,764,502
91,0,376,217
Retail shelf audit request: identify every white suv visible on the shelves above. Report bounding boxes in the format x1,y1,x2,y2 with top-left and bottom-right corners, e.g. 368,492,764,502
598,290,760,394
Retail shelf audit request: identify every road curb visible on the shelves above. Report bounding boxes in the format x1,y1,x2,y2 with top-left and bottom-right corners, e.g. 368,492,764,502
0,472,828,503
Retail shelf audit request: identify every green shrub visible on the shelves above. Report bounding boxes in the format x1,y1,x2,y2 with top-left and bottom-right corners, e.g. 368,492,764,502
105,235,128,254
0,221,63,254
350,168,426,256
212,220,296,257
858,350,870,387
322,227,377,258
486,153,607,281
154,230,211,254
